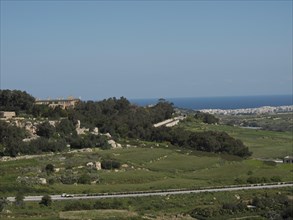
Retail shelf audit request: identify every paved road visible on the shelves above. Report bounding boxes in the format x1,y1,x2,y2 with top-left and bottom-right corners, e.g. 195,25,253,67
7,183,293,202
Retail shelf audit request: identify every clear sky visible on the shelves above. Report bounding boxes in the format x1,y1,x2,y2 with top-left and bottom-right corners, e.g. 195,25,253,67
1,1,292,100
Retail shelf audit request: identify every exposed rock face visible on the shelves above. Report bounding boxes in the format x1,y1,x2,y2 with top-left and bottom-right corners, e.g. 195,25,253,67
95,162,101,170
76,120,89,135
92,127,99,135
23,135,38,142
104,133,112,138
86,161,101,170
107,139,122,149
108,140,116,148
86,162,94,167
39,178,47,185
121,164,129,168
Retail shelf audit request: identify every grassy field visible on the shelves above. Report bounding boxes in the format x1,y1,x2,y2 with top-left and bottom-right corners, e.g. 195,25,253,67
180,119,292,158
0,146,292,197
219,113,293,132
59,210,138,220
1,187,292,219
0,115,292,219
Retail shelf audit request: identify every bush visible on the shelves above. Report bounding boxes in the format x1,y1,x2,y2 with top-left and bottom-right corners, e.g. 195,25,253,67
60,171,78,185
15,192,25,207
39,195,52,206
101,160,121,170
78,174,91,184
63,201,92,211
45,164,55,174
0,197,7,212
36,122,55,138
271,176,282,182
93,200,122,209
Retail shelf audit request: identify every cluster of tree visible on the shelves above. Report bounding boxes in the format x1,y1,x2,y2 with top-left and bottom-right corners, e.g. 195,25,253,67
0,90,35,114
151,127,251,157
69,134,109,150
190,194,292,219
194,111,219,124
251,194,293,219
71,97,174,140
36,119,77,139
0,120,28,156
0,119,60,157
0,118,109,157
32,105,68,119
0,90,251,158
71,97,250,157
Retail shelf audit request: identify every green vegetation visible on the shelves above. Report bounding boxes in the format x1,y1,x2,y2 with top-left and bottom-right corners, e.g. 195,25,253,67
0,188,292,219
39,195,52,207
0,89,292,219
194,111,220,124
59,210,139,220
152,127,251,157
0,147,291,197
219,113,293,132
0,89,250,157
0,90,35,114
180,118,292,158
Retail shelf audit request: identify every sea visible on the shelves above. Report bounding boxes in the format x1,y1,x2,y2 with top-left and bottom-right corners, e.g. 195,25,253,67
131,95,293,110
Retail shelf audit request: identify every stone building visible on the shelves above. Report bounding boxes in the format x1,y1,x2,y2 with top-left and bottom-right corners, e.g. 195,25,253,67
35,96,80,109
0,111,16,119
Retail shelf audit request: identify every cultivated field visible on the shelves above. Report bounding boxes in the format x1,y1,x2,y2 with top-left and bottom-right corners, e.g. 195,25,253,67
0,114,292,219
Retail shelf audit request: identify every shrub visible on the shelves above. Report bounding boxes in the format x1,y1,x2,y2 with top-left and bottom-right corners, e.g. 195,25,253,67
39,195,52,206
63,201,92,211
78,174,91,184
101,160,121,170
15,192,25,207
45,164,55,174
271,176,282,182
0,197,7,212
36,121,55,138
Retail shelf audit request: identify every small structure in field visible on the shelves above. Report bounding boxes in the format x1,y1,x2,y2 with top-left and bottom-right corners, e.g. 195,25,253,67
0,111,16,119
283,156,293,164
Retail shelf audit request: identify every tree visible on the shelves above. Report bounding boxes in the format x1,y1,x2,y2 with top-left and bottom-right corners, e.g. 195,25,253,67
78,174,91,184
56,119,76,136
0,89,35,114
36,121,55,138
45,164,55,174
15,192,25,207
0,120,27,156
39,195,52,206
0,197,7,212
194,111,219,124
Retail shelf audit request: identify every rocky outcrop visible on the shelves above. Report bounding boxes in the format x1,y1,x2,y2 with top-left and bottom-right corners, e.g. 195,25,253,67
76,120,89,135
107,140,122,149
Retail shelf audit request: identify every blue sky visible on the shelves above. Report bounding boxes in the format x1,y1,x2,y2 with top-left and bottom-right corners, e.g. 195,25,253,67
1,1,292,100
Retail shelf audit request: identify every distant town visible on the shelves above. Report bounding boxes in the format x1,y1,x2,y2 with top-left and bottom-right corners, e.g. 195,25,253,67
200,105,293,115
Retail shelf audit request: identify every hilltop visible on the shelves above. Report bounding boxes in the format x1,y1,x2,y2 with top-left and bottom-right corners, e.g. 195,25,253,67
0,89,250,158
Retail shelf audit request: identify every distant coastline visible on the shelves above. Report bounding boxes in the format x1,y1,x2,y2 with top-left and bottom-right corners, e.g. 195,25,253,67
131,95,293,110
200,105,293,115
